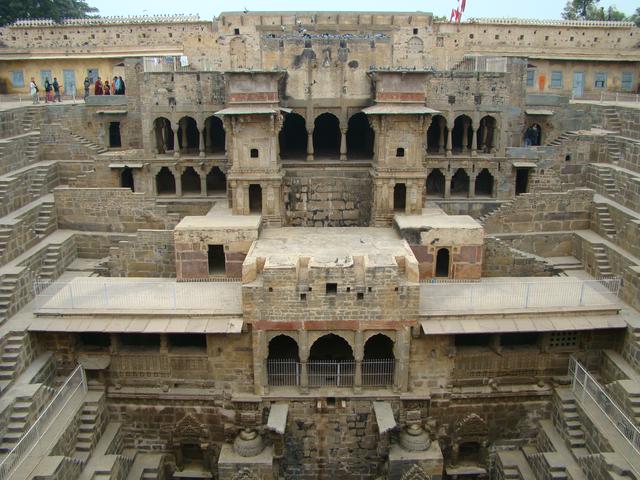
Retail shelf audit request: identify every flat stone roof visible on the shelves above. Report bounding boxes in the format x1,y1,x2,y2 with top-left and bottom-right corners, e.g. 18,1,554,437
395,211,482,230
247,227,413,261
175,214,261,231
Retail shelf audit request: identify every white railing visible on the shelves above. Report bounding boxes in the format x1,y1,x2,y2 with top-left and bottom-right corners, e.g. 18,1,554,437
143,56,192,73
572,92,640,104
421,277,621,313
267,359,301,386
308,360,355,387
33,279,242,312
446,55,508,73
569,357,640,470
0,365,87,480
362,359,395,387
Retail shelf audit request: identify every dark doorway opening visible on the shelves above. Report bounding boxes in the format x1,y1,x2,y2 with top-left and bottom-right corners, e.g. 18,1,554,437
313,113,341,158
515,168,530,195
474,168,494,197
458,442,481,464
181,442,204,464
208,244,225,274
168,334,207,350
153,117,173,153
120,167,134,191
181,167,201,195
363,334,394,359
204,116,225,154
268,335,300,360
178,117,199,153
309,334,354,361
346,112,374,159
279,113,307,159
394,183,406,212
450,169,470,196
120,333,160,350
109,122,121,148
435,248,450,277
452,115,473,152
249,184,262,213
362,334,395,386
426,169,445,197
206,167,226,195
267,335,300,386
427,115,448,153
156,167,176,195
78,332,111,350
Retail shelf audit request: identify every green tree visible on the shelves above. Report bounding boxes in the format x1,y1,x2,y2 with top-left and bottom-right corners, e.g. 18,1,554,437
630,7,640,26
0,0,98,26
562,0,601,19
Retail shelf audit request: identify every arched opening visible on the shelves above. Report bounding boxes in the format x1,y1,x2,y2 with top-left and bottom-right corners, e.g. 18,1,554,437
394,183,406,212
279,112,307,159
452,115,473,153
450,168,470,197
313,113,341,158
426,169,445,197
436,248,450,277
267,335,300,386
346,112,374,159
181,167,201,195
249,184,262,213
180,442,204,467
408,36,424,54
155,167,176,195
524,123,542,147
309,334,354,387
206,167,226,195
153,117,173,154
204,116,225,154
458,442,482,464
120,167,134,191
478,115,498,153
109,122,121,148
362,334,395,387
177,116,199,154
474,168,494,197
427,115,448,154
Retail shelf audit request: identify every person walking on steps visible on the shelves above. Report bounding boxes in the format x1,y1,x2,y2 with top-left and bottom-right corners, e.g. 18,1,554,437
84,77,91,100
53,77,62,102
30,78,39,104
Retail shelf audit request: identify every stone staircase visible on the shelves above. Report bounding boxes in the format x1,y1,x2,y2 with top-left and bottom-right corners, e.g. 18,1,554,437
69,133,108,155
34,200,57,237
478,199,514,226
74,391,108,463
0,272,19,325
547,131,578,147
553,390,586,450
20,107,40,133
38,244,64,280
594,204,617,239
603,107,622,133
0,332,30,386
592,165,620,196
28,162,57,199
606,136,622,165
0,227,12,257
592,244,613,276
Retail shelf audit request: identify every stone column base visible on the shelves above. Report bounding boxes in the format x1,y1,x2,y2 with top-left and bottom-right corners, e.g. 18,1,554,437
217,444,274,480
387,442,444,480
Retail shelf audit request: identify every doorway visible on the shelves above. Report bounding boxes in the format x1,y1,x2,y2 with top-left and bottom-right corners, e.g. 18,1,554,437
249,184,262,213
572,72,585,98
109,122,121,148
436,248,450,277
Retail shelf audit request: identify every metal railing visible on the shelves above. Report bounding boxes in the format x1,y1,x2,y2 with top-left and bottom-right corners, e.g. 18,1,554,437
569,357,640,468
0,365,87,480
308,360,355,387
33,279,242,312
420,277,621,313
362,359,395,387
572,91,640,104
267,359,301,386
143,56,192,73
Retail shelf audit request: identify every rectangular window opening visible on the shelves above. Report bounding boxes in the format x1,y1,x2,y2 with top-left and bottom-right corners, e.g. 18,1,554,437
208,244,225,274
168,333,207,351
326,283,337,295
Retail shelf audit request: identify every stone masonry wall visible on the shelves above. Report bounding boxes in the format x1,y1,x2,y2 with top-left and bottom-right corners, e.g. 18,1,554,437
109,230,175,278
482,237,555,277
482,189,593,234
284,171,372,227
54,187,178,233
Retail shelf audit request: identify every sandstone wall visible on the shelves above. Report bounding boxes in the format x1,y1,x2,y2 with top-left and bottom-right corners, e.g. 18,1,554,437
284,171,372,227
54,187,178,233
482,237,555,277
109,230,176,278
483,189,593,234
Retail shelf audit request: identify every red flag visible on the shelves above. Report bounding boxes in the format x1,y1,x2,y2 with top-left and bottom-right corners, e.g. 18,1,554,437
450,8,456,22
461,0,467,12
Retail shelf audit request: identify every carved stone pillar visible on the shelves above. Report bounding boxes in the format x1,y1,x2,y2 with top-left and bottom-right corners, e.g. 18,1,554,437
340,127,347,161
173,167,182,196
306,130,314,161
480,119,488,152
462,118,469,153
354,331,363,393
446,127,453,157
173,126,180,158
438,117,446,154
444,174,452,198
471,128,477,157
200,170,207,196
492,123,499,154
300,331,309,393
198,124,205,157
470,174,476,198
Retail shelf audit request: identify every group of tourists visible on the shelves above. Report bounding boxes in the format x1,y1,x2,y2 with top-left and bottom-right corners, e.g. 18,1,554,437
84,76,126,99
29,77,62,104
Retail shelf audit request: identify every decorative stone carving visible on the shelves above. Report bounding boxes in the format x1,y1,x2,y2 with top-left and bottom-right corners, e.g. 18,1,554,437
233,428,265,457
400,464,431,480
399,424,431,452
231,467,260,480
